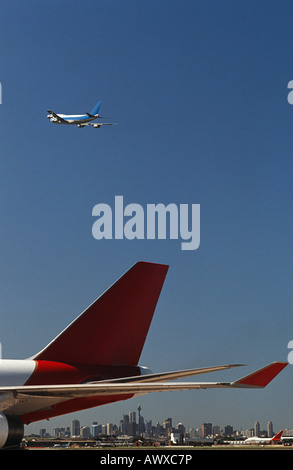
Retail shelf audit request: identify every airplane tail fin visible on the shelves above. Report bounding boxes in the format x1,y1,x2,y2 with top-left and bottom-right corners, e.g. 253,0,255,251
89,100,102,116
271,430,283,442
33,262,168,366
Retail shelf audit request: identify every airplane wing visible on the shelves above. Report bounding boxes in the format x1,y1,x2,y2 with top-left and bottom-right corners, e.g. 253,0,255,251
101,364,244,384
229,361,288,388
47,110,67,123
0,362,287,418
78,122,116,128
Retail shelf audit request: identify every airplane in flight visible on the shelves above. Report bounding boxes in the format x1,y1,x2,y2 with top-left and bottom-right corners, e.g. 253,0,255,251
244,430,284,445
47,100,115,128
0,262,287,448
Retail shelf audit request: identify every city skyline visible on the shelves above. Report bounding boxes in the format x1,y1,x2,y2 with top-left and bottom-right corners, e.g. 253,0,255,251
27,405,290,441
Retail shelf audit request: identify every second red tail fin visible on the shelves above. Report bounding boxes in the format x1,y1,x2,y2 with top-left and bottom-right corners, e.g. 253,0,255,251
271,430,283,442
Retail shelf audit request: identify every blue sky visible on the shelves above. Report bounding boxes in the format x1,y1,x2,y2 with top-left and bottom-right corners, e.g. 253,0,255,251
1,0,293,434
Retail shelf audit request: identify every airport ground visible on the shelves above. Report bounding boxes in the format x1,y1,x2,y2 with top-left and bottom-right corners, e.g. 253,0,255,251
21,440,293,450
19,434,293,451
25,446,293,450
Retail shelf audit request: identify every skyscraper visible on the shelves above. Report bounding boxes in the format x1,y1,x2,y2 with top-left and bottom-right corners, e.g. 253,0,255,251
120,414,129,435
163,418,172,430
137,405,142,434
129,411,136,423
202,423,212,437
92,422,99,437
72,419,80,437
224,425,233,436
254,421,260,437
267,421,273,438
129,411,137,436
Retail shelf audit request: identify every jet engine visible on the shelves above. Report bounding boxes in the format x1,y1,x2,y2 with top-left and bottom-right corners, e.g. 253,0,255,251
0,413,24,449
47,114,58,122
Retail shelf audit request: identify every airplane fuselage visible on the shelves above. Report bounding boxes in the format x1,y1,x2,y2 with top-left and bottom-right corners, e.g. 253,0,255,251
47,113,98,125
245,438,272,444
0,359,150,424
46,101,113,128
0,359,148,387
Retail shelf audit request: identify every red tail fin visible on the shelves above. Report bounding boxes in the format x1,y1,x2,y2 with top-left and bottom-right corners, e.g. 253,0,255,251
271,430,283,442
34,262,168,366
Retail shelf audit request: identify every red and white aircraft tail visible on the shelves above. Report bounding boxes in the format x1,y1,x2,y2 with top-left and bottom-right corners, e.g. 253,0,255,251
270,430,284,442
33,261,169,366
0,261,288,448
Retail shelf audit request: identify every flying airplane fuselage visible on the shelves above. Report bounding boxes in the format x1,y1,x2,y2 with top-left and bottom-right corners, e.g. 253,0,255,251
47,100,114,128
47,112,98,125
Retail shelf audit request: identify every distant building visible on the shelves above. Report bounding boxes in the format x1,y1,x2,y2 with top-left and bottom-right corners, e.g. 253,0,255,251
254,421,260,437
224,425,233,436
92,422,99,437
71,419,80,437
242,429,254,438
163,418,172,429
128,421,137,437
137,405,145,435
212,425,222,436
129,411,136,423
176,423,185,434
145,420,152,436
101,424,107,435
189,428,201,439
202,423,212,437
106,423,113,435
163,418,172,436
129,411,137,436
267,421,273,438
81,426,91,439
120,414,129,435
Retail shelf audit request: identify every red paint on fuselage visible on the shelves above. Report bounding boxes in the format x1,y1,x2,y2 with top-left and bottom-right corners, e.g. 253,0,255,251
25,360,141,386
